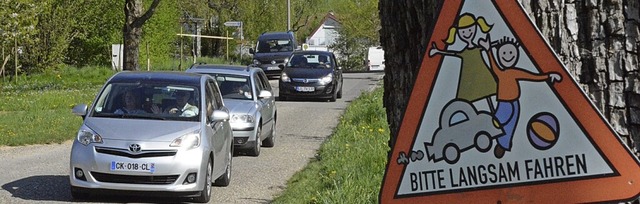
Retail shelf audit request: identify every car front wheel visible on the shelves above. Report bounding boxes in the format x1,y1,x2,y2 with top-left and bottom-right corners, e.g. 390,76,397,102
214,146,232,186
194,158,212,203
475,132,492,153
337,82,343,99
263,119,276,147
248,125,262,156
329,88,337,102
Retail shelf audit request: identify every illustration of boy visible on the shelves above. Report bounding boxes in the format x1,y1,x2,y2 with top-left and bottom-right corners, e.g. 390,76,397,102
478,35,562,158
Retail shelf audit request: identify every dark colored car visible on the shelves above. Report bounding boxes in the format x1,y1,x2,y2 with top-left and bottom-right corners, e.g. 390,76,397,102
249,31,297,78
278,50,343,102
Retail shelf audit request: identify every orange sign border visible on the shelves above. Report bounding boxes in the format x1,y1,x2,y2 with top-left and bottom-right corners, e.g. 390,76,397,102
379,0,640,203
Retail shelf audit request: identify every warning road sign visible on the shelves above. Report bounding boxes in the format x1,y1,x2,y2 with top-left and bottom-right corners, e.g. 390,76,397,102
379,0,640,203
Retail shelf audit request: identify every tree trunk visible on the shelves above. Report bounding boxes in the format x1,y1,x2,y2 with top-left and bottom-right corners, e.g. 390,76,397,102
379,0,639,156
519,0,640,156
123,0,160,71
378,1,441,148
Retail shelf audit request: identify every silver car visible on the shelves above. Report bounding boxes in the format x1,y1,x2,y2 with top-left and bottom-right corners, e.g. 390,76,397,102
424,99,504,164
69,72,233,203
187,65,277,156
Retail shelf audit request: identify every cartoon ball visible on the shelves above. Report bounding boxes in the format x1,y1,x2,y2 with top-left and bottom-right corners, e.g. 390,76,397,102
527,112,559,150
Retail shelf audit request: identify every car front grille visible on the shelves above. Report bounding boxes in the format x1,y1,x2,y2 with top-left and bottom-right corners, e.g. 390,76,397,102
95,146,177,158
292,78,320,83
260,59,286,64
91,172,179,184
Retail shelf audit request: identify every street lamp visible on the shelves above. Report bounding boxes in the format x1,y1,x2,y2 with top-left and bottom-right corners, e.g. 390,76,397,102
287,0,291,31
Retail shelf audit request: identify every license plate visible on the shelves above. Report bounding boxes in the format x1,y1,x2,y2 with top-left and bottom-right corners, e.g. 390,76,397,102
295,86,315,92
111,161,155,173
267,66,280,70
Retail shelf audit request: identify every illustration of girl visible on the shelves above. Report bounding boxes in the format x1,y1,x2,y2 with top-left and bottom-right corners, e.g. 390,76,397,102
429,13,497,106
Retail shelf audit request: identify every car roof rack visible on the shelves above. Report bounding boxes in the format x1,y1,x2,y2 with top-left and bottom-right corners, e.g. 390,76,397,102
189,62,206,69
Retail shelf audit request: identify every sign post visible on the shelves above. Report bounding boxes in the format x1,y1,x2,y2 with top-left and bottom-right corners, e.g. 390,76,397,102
379,0,640,203
224,21,244,61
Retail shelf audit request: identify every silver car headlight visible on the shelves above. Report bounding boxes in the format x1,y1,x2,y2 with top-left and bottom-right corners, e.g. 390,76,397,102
170,130,201,149
320,73,333,85
77,128,103,146
281,73,291,83
253,59,261,65
231,114,255,123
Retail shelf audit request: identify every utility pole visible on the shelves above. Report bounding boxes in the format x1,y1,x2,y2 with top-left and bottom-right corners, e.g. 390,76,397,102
180,26,183,71
14,37,17,82
287,0,291,31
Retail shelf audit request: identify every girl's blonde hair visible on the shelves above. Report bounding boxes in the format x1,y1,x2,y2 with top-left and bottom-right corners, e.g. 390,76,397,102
445,13,492,44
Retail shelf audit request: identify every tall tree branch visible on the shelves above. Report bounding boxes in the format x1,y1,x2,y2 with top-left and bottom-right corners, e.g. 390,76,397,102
132,0,161,28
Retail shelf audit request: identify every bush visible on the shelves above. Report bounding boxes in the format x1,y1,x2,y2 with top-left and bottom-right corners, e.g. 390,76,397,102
272,87,389,204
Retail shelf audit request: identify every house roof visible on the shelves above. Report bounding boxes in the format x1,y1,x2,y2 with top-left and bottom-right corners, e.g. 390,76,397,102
308,12,341,40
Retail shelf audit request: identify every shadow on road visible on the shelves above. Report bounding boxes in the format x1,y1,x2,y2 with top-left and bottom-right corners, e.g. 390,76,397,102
277,97,337,102
2,175,70,202
2,175,196,203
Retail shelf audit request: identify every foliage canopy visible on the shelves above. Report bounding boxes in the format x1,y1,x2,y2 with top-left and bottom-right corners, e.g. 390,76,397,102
0,0,380,75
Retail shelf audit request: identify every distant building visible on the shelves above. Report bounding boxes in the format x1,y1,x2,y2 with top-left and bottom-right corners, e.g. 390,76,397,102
305,12,341,51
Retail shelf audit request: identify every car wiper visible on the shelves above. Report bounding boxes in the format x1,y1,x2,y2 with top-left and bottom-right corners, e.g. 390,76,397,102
93,113,124,118
93,112,166,120
121,114,167,120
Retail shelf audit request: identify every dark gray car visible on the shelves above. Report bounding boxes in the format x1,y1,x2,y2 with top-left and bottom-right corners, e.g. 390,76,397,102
278,50,343,102
249,31,298,78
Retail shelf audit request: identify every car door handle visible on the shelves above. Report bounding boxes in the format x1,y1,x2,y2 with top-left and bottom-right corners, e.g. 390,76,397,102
210,122,223,131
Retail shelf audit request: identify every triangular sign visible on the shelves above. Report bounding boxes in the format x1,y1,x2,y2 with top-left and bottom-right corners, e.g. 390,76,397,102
379,0,640,203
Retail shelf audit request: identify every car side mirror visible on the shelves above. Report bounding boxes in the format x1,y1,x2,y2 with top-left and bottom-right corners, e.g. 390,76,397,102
258,90,273,99
249,48,255,54
210,110,230,122
72,104,88,117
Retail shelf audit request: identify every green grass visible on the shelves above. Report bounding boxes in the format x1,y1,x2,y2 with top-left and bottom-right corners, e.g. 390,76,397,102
0,66,112,146
0,57,230,146
272,87,389,204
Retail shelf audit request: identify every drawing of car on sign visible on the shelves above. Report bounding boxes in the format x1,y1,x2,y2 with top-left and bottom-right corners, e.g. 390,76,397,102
424,99,504,164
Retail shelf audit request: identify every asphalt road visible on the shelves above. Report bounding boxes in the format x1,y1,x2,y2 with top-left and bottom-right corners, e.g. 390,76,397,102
0,72,384,204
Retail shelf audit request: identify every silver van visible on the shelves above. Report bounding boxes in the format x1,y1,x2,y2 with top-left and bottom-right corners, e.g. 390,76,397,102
69,72,233,203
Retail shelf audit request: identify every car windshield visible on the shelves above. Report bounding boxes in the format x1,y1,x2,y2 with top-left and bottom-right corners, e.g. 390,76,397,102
212,75,253,100
287,54,332,69
256,39,293,53
90,82,201,122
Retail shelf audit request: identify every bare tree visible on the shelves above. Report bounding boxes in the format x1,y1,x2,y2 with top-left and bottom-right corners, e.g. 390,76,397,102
207,0,238,16
123,0,160,71
289,0,315,33
379,0,640,155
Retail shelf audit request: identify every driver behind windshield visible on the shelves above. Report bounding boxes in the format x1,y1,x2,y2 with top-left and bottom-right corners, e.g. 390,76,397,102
290,55,308,67
151,90,199,117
